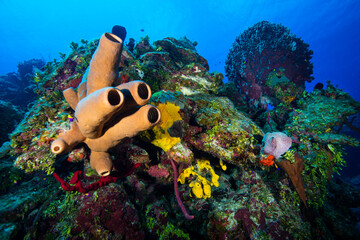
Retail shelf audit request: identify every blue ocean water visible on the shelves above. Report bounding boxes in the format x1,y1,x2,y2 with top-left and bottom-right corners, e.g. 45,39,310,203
0,0,359,100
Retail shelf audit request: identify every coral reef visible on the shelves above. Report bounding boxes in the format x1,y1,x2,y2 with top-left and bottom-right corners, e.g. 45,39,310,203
2,22,360,240
0,58,45,108
225,21,314,111
0,101,24,146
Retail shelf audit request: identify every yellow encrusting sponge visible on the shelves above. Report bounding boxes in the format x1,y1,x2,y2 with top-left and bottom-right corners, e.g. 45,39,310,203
178,159,219,199
150,102,182,151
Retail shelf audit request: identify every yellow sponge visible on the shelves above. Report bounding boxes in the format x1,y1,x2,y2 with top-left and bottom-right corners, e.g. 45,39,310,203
178,159,219,199
150,102,182,151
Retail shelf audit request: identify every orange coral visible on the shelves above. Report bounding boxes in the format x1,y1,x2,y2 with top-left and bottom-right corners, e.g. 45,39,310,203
260,155,275,166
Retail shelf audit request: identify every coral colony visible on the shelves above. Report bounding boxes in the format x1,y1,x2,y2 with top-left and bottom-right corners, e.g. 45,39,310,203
225,21,314,112
1,22,359,239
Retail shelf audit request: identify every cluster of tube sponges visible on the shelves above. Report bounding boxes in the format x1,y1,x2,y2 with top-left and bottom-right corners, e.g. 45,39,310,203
50,32,161,176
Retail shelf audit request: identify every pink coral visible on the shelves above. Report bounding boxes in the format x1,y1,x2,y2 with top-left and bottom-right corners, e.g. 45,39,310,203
74,184,145,239
147,165,170,178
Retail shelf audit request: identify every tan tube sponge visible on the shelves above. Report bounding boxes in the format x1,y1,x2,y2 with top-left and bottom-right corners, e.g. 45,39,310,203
86,105,161,152
51,122,86,154
50,31,161,176
116,80,152,107
75,87,124,138
63,88,79,110
90,151,113,177
86,33,123,95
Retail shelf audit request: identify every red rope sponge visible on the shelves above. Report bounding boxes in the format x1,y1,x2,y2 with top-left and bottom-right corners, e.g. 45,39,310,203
53,163,141,193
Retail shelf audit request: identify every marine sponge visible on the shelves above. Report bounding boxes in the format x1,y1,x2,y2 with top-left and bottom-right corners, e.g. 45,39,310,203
262,132,292,159
178,159,219,199
150,102,182,151
50,32,161,176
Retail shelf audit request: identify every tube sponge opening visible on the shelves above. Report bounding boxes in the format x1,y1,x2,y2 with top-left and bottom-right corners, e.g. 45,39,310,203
75,87,124,138
108,89,122,105
51,138,69,154
148,107,160,123
105,32,122,43
138,82,150,99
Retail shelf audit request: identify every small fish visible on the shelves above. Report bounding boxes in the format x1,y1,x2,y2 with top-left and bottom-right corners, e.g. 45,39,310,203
68,115,74,122
140,29,145,32
274,163,279,170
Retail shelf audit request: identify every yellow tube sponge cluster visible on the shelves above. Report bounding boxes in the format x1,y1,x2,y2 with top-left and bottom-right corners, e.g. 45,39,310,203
150,102,182,151
178,159,219,199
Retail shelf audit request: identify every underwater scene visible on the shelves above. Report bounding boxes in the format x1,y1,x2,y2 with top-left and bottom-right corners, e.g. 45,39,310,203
0,0,360,239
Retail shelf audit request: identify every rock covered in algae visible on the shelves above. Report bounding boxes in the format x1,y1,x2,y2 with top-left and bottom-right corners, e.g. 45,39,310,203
185,94,263,165
122,36,224,95
286,82,360,146
3,30,360,240
206,168,310,239
0,100,24,146
69,183,145,239
146,90,263,167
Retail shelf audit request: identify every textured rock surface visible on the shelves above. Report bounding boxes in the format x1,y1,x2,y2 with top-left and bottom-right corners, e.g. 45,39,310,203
0,101,24,146
225,21,314,110
2,25,360,239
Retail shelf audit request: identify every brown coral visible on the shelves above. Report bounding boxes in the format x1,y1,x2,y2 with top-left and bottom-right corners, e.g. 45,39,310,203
276,153,307,206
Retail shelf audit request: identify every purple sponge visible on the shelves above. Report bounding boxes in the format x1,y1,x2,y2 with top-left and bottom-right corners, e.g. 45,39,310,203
262,132,292,159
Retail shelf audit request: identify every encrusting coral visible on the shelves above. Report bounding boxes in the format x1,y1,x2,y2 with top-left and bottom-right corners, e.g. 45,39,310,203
50,32,161,176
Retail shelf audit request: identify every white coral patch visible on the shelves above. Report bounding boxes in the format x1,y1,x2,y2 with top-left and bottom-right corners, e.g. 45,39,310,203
180,74,212,88
136,69,144,79
179,86,199,96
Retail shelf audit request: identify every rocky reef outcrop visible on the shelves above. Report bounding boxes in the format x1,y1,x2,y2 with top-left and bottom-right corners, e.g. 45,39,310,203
225,21,314,112
0,58,45,109
0,100,24,146
1,22,359,240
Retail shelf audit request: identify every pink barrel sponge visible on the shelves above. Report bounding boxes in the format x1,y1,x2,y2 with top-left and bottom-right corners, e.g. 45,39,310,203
262,132,292,159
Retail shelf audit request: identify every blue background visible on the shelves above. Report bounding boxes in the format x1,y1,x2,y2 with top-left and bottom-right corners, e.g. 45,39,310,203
0,0,359,100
